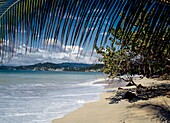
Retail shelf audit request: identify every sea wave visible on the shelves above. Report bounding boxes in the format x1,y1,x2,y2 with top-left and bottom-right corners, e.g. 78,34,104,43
78,78,108,86
0,71,105,123
60,92,100,97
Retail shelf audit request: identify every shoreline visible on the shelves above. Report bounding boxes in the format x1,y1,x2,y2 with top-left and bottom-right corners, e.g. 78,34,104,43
52,77,170,123
52,92,129,123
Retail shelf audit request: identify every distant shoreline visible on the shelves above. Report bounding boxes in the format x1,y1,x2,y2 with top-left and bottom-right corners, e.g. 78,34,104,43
0,62,104,72
0,69,103,73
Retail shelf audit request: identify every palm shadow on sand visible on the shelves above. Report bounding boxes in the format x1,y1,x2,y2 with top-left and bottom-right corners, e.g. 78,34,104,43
106,83,170,122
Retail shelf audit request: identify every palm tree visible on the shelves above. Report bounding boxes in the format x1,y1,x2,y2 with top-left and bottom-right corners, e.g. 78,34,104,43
0,0,169,63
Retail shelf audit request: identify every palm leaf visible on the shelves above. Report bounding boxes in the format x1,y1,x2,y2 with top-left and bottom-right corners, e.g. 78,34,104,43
0,0,169,62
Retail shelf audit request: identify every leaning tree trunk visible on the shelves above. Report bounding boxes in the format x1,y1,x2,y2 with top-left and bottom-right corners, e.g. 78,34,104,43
120,76,137,87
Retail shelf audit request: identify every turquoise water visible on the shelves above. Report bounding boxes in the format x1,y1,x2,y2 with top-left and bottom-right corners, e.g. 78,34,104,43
0,70,105,123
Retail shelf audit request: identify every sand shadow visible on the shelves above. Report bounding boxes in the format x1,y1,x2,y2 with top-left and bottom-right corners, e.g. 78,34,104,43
131,103,170,123
106,83,170,122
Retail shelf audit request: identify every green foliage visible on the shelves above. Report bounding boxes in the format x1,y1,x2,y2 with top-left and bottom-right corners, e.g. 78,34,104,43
96,23,170,78
95,39,134,78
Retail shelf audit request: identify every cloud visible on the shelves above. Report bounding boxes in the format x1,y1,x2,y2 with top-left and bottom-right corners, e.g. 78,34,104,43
0,38,101,66
100,32,108,36
85,27,98,32
2,44,100,66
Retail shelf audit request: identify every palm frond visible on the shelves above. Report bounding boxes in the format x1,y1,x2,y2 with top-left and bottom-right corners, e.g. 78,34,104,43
0,0,169,62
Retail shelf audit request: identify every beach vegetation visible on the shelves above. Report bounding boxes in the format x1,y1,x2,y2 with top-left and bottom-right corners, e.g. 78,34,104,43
95,13,170,80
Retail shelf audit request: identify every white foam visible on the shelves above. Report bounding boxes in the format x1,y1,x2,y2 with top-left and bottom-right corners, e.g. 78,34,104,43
77,99,86,104
79,78,107,86
1,112,43,118
61,92,100,97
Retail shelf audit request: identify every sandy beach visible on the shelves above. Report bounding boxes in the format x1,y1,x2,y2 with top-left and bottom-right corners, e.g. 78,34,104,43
52,78,170,123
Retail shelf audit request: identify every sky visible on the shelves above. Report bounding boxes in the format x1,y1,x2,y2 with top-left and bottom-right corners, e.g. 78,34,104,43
1,39,101,66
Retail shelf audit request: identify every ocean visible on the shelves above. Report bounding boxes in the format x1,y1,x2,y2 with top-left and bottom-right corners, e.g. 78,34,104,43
0,70,106,123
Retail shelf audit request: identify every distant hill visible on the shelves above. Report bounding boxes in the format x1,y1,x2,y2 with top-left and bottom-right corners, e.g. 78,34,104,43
0,62,104,72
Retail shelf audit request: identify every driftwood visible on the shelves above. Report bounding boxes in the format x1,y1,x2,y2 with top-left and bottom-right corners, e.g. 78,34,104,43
124,91,137,100
107,84,170,103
